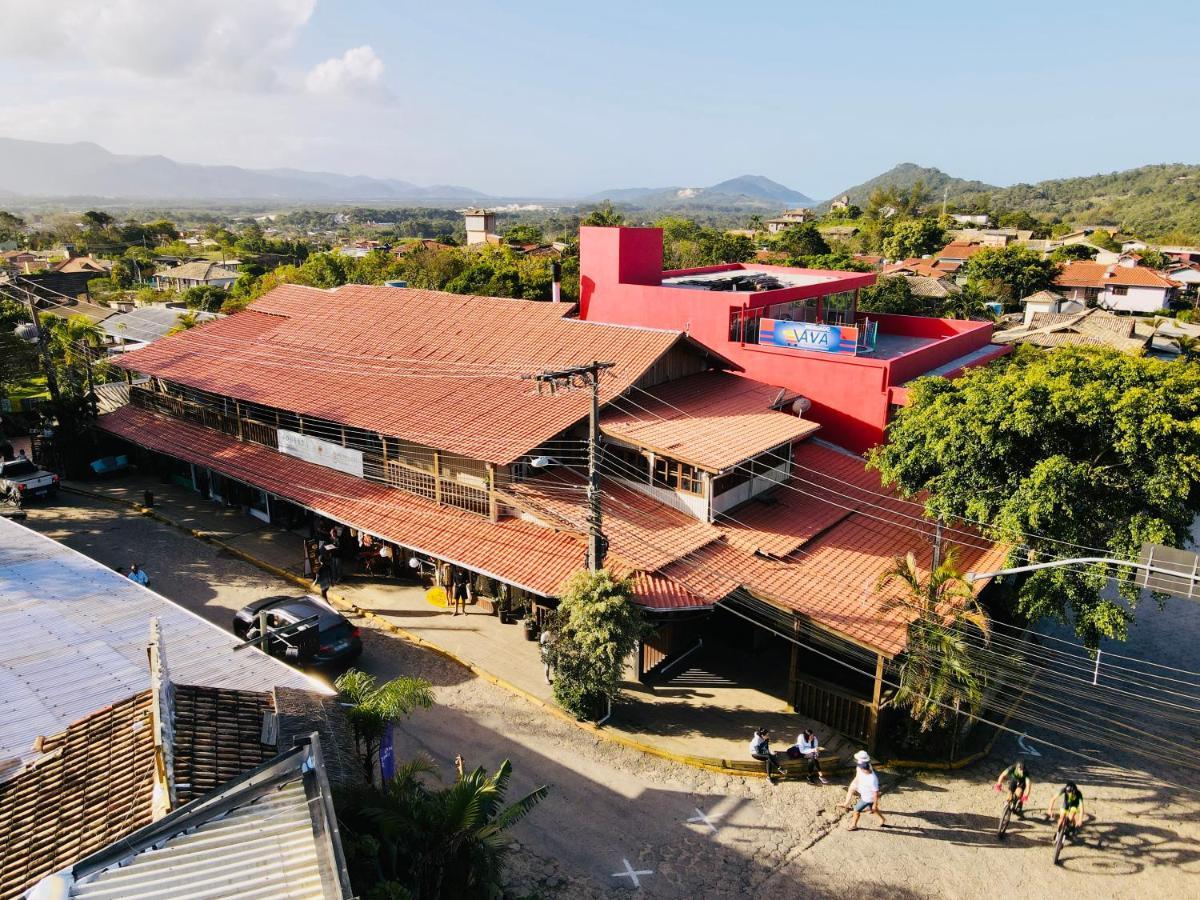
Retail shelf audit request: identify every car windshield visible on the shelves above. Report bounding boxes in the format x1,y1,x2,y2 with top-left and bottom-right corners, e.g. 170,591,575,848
2,461,37,477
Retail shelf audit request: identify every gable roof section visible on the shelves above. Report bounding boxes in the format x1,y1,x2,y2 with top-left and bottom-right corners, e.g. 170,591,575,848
155,261,239,282
600,372,820,472
1055,260,1177,289
114,283,713,464
102,305,218,344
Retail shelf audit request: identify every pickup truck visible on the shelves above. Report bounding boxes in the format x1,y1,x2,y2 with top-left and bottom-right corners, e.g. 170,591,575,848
0,457,59,501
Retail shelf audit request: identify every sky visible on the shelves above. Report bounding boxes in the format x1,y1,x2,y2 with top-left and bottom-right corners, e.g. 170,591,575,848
0,0,1197,200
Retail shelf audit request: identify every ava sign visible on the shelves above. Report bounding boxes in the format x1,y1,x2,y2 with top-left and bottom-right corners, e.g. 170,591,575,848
759,319,859,354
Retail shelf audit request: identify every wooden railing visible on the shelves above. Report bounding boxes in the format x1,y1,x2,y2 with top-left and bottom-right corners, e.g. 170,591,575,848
792,674,874,745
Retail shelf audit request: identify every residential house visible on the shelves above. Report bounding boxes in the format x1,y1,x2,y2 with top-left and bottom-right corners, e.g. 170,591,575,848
1054,258,1178,313
464,208,499,245
153,261,239,292
1165,263,1200,297
880,257,945,279
766,209,815,232
992,307,1153,354
950,214,990,227
1019,289,1083,326
829,194,851,212
902,274,961,301
931,240,989,276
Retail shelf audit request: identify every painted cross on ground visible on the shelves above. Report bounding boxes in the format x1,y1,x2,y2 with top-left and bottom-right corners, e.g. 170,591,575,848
611,858,653,888
686,807,722,834
1017,734,1042,758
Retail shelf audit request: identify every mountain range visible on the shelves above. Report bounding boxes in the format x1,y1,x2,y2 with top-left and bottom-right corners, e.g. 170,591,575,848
821,163,998,209
0,137,488,202
587,175,813,208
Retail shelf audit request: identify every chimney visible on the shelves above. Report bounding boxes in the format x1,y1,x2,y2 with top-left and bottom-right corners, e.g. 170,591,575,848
551,261,562,303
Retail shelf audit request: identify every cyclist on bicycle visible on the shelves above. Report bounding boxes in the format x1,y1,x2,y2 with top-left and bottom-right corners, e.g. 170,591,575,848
994,759,1032,816
1046,781,1085,835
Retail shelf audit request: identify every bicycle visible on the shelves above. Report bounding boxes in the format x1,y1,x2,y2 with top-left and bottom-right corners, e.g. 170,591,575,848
1049,813,1078,865
994,784,1024,839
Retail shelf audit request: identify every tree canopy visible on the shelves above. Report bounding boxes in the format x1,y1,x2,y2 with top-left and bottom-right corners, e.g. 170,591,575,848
960,245,1060,302
859,275,928,316
772,223,829,259
869,346,1200,647
882,218,946,260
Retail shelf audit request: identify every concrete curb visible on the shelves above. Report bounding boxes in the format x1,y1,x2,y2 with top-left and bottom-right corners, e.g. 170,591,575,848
65,483,823,779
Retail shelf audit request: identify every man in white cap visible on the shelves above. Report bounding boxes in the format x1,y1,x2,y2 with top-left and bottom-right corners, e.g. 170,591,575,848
843,750,887,830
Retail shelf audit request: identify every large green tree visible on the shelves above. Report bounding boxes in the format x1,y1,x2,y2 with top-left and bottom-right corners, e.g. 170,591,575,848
859,275,929,316
773,223,830,259
544,569,645,719
961,245,1061,301
869,346,1200,646
882,218,946,260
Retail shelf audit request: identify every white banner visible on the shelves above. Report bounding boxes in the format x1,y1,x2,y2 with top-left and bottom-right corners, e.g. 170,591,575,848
277,428,364,478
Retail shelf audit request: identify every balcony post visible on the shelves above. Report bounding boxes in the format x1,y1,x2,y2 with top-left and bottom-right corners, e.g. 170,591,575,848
867,654,884,753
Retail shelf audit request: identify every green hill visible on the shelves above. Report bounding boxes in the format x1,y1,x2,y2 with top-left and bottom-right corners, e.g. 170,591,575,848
982,164,1200,240
823,163,997,209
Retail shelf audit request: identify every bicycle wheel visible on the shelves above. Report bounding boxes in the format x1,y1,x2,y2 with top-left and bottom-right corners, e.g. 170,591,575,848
1053,823,1065,865
997,801,1012,839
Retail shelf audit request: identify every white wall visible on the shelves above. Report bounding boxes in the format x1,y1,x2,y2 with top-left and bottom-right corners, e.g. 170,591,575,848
711,461,790,517
612,475,709,521
1098,285,1170,314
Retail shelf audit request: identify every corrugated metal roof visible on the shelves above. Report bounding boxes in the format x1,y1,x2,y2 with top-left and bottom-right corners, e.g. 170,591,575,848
70,779,326,899
601,372,819,472
0,518,328,765
112,283,697,464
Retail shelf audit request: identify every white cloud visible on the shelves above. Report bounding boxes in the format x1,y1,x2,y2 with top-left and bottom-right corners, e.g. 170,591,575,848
304,46,387,99
0,0,316,88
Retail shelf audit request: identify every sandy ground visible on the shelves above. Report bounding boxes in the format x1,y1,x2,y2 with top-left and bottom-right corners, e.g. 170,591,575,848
19,494,1200,898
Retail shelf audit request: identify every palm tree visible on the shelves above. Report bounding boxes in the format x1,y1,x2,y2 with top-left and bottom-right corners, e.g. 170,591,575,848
346,757,548,899
335,669,435,784
46,313,103,367
876,548,991,732
167,309,204,335
1173,334,1199,361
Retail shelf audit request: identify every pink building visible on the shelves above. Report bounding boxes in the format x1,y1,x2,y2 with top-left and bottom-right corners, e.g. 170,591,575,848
579,226,1008,452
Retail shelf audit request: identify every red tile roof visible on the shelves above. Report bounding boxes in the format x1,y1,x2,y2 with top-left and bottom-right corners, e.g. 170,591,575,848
628,571,711,611
1055,260,1178,289
600,372,820,472
113,283,708,465
98,405,587,595
935,241,989,261
500,470,722,573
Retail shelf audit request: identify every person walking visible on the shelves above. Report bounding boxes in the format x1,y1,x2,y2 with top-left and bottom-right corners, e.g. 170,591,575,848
451,567,470,616
843,751,887,830
750,727,783,784
127,563,150,587
313,558,333,601
324,528,341,583
539,624,555,684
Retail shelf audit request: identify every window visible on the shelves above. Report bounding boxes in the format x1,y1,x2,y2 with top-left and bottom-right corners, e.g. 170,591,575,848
652,457,704,495
1111,286,1129,296
821,290,856,326
767,298,817,323
605,443,649,481
1084,287,1101,301
729,308,763,343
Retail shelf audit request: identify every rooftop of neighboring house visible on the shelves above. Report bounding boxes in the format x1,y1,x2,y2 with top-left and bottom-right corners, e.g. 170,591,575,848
902,274,961,299
993,307,1154,354
102,304,219,345
112,282,737,465
880,257,945,278
154,260,240,282
0,516,327,765
1054,260,1179,289
52,255,113,274
934,241,990,262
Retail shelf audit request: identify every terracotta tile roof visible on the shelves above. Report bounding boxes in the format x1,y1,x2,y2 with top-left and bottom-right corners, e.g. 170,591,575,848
114,283,701,465
719,441,897,557
881,258,944,278
935,241,988,261
600,372,820,472
0,692,156,899
500,470,722,573
628,571,711,611
1055,260,1177,289
154,261,239,282
994,308,1151,354
98,405,586,595
903,275,960,299
172,685,276,805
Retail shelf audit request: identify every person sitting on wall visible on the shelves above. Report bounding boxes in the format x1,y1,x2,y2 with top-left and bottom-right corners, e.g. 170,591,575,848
750,727,783,784
788,728,830,784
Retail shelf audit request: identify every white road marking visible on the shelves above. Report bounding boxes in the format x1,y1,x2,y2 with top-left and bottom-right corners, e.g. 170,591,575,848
1017,734,1042,757
687,807,722,834
611,858,653,888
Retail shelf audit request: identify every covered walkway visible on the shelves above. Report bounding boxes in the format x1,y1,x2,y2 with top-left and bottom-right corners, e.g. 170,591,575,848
66,473,851,773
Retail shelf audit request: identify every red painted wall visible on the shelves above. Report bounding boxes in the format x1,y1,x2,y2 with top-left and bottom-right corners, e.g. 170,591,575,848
579,227,1000,453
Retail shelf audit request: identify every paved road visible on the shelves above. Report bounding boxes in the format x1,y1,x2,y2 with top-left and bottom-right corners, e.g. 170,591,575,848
18,494,1200,898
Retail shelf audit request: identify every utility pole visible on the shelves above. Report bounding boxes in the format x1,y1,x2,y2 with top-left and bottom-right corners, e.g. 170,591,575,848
21,284,64,413
941,186,949,220
527,360,615,571
930,516,944,602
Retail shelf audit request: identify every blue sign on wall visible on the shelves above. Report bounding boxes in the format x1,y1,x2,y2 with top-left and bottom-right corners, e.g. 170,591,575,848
758,319,859,354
